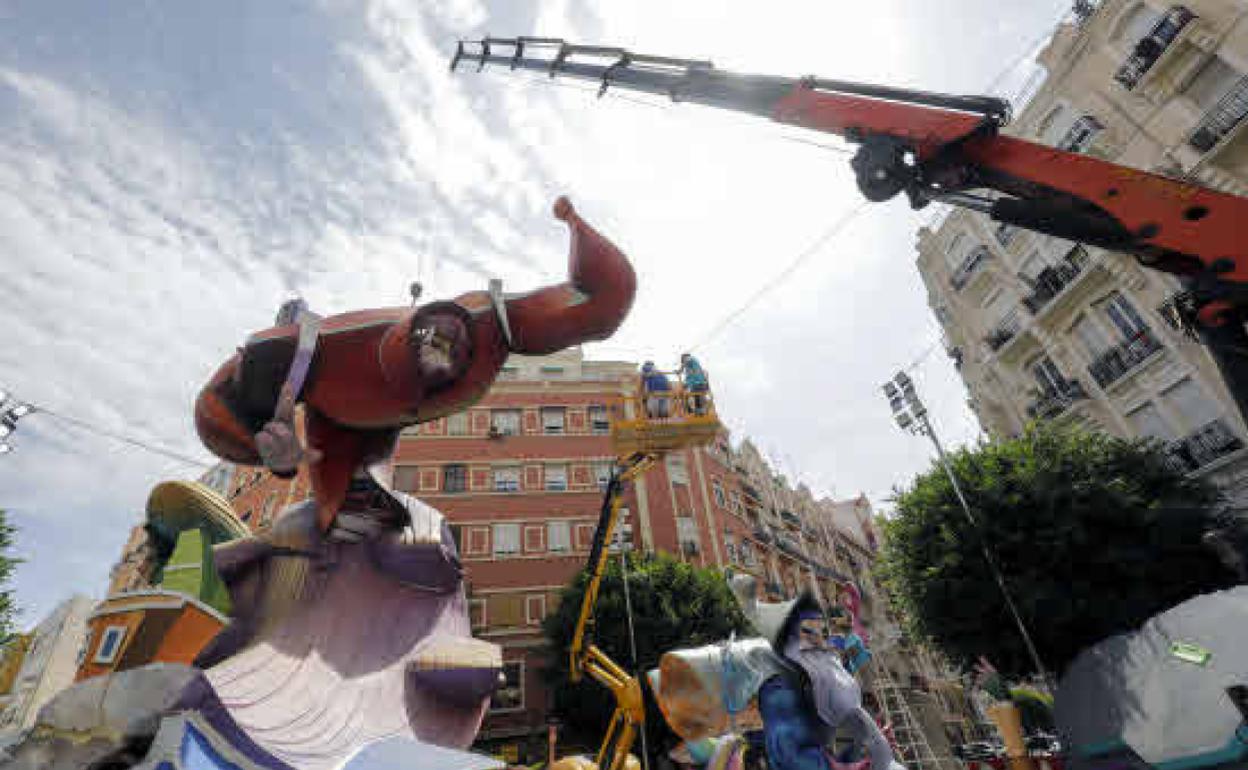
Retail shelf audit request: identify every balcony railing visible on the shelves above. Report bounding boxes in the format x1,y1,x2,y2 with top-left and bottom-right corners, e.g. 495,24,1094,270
1022,246,1090,315
950,246,992,291
1114,6,1196,90
985,313,1021,352
1166,418,1245,472
1088,329,1163,387
780,510,801,527
1189,73,1248,153
1026,379,1088,420
752,526,773,544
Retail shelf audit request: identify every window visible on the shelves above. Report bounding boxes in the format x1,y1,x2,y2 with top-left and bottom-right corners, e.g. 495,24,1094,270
1127,402,1174,441
1071,315,1111,358
493,523,521,555
94,626,127,665
666,453,689,484
491,409,521,436
944,233,967,272
610,510,633,553
713,481,726,508
469,599,486,630
1102,292,1149,341
494,466,521,492
1029,355,1065,394
526,595,547,625
677,516,700,554
446,412,469,436
443,464,467,494
548,521,572,552
393,465,420,492
541,407,566,435
76,630,93,666
589,405,610,434
540,366,566,379
498,366,520,381
545,464,568,491
1163,378,1220,432
1057,115,1104,154
593,460,614,490
491,661,524,712
1111,2,1163,45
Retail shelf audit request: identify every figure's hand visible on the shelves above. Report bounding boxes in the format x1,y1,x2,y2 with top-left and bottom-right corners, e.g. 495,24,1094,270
255,418,320,478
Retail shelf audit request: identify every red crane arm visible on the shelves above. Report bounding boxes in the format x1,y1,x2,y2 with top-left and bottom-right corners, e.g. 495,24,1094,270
452,37,1248,315
771,85,1248,287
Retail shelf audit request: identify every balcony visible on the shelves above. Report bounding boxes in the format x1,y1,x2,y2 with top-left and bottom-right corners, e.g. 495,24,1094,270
752,526,773,544
1088,329,1164,388
1114,6,1196,90
1022,246,1090,315
994,222,1019,248
985,312,1021,352
1166,418,1245,473
1026,379,1088,420
1189,73,1248,153
780,509,801,528
950,246,992,291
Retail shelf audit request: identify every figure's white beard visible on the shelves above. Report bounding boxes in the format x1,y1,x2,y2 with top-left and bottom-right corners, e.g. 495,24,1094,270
783,636,862,728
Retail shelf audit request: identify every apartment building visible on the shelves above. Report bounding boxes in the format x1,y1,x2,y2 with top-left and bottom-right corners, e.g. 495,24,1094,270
918,0,1248,504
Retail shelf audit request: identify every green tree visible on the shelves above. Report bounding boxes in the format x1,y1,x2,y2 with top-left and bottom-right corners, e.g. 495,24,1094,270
0,510,20,637
877,424,1245,680
542,551,749,763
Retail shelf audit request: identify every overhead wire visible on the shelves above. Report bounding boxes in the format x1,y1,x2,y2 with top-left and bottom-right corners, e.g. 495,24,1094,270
5,398,212,469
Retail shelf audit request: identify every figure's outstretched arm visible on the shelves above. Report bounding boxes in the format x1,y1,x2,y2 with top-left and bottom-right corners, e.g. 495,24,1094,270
843,707,905,770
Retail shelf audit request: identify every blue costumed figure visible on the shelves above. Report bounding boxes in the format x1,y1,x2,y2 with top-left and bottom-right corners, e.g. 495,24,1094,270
648,575,904,770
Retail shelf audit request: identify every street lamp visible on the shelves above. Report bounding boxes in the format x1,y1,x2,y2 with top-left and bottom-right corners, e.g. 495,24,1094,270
0,389,36,457
883,371,1052,688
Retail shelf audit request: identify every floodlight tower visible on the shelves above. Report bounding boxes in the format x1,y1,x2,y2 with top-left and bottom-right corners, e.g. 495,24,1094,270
882,371,1051,687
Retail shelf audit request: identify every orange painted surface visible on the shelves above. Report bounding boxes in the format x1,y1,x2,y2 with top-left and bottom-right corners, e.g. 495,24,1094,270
75,594,225,682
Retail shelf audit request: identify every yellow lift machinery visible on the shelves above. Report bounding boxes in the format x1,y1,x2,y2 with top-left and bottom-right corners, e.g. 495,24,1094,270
557,373,722,770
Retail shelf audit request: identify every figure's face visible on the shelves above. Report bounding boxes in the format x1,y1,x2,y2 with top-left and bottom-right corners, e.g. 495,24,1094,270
409,305,473,391
798,616,829,652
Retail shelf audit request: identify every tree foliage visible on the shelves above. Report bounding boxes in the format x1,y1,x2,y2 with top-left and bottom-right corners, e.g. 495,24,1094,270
877,424,1244,679
542,551,749,762
0,510,20,638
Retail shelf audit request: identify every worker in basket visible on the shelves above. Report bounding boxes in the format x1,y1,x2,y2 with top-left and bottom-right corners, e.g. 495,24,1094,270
680,353,710,416
642,360,673,419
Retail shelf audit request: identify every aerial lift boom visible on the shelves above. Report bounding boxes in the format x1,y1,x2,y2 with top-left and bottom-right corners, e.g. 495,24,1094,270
451,38,1248,423
560,379,722,770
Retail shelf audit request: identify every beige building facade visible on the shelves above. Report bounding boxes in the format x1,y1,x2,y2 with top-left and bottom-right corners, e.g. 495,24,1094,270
0,595,93,735
918,0,1248,504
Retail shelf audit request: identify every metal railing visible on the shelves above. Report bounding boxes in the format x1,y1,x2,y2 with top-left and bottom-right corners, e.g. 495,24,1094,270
985,312,1021,352
950,246,992,291
1022,246,1090,314
1189,73,1248,153
1088,329,1163,387
1166,418,1245,472
1114,6,1196,90
1026,379,1088,420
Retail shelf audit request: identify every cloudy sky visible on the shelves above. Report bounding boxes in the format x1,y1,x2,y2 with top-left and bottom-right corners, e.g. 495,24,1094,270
0,0,1070,624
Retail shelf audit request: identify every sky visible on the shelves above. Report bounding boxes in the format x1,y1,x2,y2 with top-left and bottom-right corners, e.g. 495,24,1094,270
0,0,1071,624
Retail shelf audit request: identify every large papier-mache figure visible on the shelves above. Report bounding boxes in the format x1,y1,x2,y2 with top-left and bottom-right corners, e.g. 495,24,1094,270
157,197,638,770
650,574,904,770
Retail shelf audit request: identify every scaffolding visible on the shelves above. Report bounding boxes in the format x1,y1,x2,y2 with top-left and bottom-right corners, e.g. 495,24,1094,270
868,664,949,770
